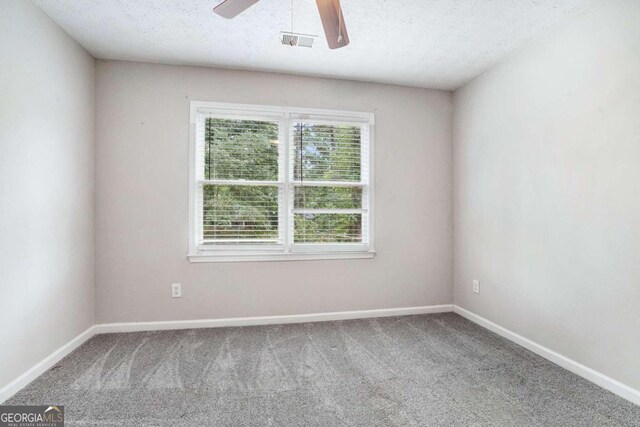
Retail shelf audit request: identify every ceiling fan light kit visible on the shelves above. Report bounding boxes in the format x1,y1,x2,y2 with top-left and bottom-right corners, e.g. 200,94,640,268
213,0,349,49
280,31,318,48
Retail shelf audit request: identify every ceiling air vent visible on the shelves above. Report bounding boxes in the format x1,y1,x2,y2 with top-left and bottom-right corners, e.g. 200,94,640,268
280,31,317,48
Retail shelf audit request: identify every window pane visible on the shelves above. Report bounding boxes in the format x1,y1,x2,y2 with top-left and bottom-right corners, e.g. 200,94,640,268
202,184,279,244
294,213,362,243
205,118,279,181
294,186,362,209
292,123,361,182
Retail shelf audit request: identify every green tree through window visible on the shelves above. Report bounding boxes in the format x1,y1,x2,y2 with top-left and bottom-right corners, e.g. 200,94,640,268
203,118,279,243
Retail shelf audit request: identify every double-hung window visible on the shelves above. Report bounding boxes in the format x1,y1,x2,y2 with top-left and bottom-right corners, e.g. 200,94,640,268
188,101,374,262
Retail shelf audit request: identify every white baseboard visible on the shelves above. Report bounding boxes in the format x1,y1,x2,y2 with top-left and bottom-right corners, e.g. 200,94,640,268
453,305,640,406
94,304,454,334
0,326,97,404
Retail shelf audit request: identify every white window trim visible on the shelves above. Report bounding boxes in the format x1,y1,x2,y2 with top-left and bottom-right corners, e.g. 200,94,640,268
187,101,375,263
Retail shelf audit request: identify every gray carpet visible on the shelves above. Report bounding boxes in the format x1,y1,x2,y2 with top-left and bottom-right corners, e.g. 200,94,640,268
6,313,640,426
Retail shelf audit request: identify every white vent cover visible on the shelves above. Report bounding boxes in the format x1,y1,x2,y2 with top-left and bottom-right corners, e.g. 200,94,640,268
280,31,317,48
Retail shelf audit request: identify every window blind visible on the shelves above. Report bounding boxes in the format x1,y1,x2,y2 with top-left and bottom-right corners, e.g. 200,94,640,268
289,121,369,245
196,116,284,246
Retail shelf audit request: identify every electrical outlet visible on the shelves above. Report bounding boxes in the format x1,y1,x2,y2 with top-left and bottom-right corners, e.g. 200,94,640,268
171,283,182,298
473,280,480,294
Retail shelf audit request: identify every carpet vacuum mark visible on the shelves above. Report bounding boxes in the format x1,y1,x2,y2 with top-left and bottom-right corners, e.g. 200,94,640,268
6,313,640,426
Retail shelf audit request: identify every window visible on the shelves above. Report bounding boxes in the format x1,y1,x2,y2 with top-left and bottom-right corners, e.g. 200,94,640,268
188,102,374,262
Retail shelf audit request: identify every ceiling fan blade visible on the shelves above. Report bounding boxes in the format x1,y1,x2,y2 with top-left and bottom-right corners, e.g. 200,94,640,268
315,0,349,49
213,0,260,19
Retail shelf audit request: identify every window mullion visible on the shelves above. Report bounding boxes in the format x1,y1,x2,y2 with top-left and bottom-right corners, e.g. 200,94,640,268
282,114,292,253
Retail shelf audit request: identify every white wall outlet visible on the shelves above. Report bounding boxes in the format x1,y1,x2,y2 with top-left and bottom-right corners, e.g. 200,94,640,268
171,283,182,298
473,280,480,294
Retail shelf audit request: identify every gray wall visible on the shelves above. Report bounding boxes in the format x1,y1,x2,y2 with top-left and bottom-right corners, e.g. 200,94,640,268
0,1,95,390
95,60,453,323
453,0,640,390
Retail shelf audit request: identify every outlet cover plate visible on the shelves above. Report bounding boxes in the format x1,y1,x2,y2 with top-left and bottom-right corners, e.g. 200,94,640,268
473,280,480,294
171,283,182,298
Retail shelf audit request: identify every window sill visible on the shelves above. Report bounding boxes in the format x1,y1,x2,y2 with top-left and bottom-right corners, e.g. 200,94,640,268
188,251,376,263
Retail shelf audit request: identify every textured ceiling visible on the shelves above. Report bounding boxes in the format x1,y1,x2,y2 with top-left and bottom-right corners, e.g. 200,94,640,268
35,0,590,90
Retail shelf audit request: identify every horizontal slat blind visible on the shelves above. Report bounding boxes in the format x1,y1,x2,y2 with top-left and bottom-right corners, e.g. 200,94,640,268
196,115,283,246
291,122,366,182
289,121,369,245
203,117,279,181
294,186,362,209
201,184,281,243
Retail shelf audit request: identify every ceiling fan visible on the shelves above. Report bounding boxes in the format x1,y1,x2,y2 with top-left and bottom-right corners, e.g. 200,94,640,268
213,0,349,49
